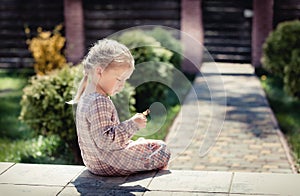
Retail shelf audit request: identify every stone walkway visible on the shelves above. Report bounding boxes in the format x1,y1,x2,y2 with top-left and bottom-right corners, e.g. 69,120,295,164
166,63,297,173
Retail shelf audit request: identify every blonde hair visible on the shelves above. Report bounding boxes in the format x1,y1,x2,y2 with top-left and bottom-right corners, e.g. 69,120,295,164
67,39,134,104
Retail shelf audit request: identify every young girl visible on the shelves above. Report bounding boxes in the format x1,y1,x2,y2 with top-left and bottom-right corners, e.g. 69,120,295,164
68,39,170,176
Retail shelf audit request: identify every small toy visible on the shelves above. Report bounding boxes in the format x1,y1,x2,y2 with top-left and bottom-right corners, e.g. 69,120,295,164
142,109,150,116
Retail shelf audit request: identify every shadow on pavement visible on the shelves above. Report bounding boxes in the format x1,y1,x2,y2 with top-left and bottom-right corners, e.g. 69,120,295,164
71,169,171,195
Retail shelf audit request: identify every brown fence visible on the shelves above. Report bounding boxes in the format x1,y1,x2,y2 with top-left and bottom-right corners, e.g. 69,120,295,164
0,0,300,68
274,0,300,27
202,0,253,63
83,0,181,49
0,0,64,68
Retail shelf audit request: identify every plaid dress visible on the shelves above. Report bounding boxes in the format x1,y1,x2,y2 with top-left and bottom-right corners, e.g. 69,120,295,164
76,92,170,176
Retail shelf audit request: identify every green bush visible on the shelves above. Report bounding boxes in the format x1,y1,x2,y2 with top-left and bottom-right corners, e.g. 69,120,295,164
0,135,72,164
111,83,136,122
116,30,173,63
115,30,175,110
19,65,80,162
147,27,182,70
19,135,72,164
19,65,136,163
262,20,300,99
284,49,300,98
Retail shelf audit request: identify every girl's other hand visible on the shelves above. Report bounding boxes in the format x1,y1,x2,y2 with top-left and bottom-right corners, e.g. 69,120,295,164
131,113,147,129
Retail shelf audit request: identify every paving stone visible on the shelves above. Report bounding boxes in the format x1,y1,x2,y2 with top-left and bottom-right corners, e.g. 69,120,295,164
0,162,15,175
0,163,85,186
58,187,82,196
193,165,206,170
262,143,282,147
231,172,300,195
62,168,156,195
205,166,233,171
262,165,279,169
243,155,258,161
144,191,228,196
266,169,293,174
0,184,63,196
249,144,263,149
59,186,144,196
260,150,271,154
148,170,232,193
168,161,194,169
229,194,277,196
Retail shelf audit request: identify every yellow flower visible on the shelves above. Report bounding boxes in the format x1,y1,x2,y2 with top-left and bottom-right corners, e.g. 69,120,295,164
39,31,51,39
25,27,30,35
26,24,66,75
261,75,267,81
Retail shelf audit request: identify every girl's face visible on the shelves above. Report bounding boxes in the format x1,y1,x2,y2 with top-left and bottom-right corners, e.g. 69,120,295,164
96,62,133,96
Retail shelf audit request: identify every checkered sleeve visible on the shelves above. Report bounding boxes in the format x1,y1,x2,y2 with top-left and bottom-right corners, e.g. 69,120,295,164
87,96,139,151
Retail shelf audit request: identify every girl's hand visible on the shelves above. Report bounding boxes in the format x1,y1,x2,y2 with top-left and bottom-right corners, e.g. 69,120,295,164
131,113,147,129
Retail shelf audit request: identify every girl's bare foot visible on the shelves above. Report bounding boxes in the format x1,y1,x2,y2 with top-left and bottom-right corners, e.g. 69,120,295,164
159,165,168,170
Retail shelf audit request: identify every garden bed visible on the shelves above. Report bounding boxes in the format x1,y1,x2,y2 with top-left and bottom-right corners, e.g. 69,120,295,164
258,70,300,172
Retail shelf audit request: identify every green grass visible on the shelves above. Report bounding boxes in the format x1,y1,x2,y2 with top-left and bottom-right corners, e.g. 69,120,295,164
0,69,33,139
259,73,300,170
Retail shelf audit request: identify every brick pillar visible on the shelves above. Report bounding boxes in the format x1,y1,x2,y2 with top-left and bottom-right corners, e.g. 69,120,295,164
64,0,85,64
252,0,273,68
181,0,204,73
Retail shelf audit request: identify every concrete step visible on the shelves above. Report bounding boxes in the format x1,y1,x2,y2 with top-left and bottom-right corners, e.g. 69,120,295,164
0,162,299,195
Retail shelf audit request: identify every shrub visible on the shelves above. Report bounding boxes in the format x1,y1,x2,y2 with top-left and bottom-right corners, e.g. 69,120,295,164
262,20,300,99
111,83,136,122
19,65,136,163
115,30,175,110
262,20,300,77
20,66,80,162
0,136,70,163
25,24,66,75
19,135,73,164
284,49,300,98
147,27,182,70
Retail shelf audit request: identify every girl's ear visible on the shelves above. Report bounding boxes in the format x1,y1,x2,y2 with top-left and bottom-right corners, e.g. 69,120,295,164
95,66,103,76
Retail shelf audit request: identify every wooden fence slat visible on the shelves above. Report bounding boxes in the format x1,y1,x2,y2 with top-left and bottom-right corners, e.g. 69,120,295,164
83,0,181,50
85,20,180,30
202,0,252,63
84,10,180,20
206,46,251,53
1,0,300,68
204,39,250,47
274,0,300,27
84,1,179,10
0,0,64,68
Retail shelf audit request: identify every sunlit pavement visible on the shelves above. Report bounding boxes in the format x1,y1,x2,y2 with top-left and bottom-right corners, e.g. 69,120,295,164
1,162,300,195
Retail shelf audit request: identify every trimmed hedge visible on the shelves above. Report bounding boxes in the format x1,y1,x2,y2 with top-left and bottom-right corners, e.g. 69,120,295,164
262,20,300,99
115,29,177,110
147,27,182,70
